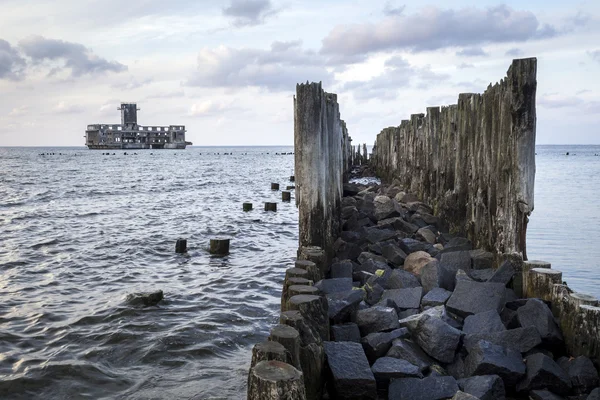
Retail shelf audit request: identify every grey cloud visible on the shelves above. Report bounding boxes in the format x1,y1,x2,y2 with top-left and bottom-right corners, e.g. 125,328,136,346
185,41,331,91
19,36,127,77
505,48,524,57
383,2,405,16
223,0,277,27
456,47,489,57
457,63,475,69
0,39,26,80
111,77,154,90
539,95,600,115
321,5,557,59
589,50,600,63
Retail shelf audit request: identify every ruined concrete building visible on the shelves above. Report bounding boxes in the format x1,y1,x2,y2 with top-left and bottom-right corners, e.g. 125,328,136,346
85,103,191,149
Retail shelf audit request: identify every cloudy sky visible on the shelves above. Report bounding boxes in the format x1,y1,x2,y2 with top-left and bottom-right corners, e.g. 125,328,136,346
0,0,599,146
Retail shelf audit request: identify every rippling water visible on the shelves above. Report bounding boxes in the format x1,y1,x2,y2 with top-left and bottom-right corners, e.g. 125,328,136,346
0,146,297,399
528,145,600,299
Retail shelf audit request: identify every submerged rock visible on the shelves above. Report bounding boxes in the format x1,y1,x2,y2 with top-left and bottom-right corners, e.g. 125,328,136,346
126,290,164,306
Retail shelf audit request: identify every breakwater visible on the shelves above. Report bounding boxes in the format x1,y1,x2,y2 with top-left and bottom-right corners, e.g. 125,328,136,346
247,60,600,400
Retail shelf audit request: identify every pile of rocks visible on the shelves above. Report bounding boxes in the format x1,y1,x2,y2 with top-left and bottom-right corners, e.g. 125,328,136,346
247,181,599,400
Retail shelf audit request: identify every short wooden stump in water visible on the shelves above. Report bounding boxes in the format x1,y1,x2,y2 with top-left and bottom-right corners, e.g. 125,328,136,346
209,239,230,255
265,202,277,212
282,191,291,202
271,183,280,190
243,202,253,212
247,360,305,400
175,239,187,254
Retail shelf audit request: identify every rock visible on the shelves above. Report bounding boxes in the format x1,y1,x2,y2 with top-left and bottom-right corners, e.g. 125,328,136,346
464,326,542,353
364,282,385,306
452,391,480,400
126,290,164,306
438,251,472,291
386,338,434,372
323,341,377,400
335,240,363,261
381,287,423,310
487,260,516,286
315,278,353,294
398,309,419,319
588,388,600,400
529,390,565,400
342,196,357,207
413,314,461,363
391,218,420,235
386,269,421,289
455,269,473,284
516,298,564,347
327,289,364,324
516,353,571,395
358,251,388,265
420,260,441,294
356,306,400,336
399,238,433,254
357,258,390,276
382,243,408,267
439,237,473,254
342,205,359,220
469,249,494,270
344,183,362,196
464,340,526,388
446,280,506,318
361,328,410,362
331,260,354,279
504,288,518,303
364,227,398,244
372,357,423,392
397,192,419,203
374,195,400,221
421,287,452,307
469,268,495,282
389,376,459,400
331,323,361,343
564,356,600,394
462,310,506,336
458,375,505,400
417,227,437,244
404,251,435,276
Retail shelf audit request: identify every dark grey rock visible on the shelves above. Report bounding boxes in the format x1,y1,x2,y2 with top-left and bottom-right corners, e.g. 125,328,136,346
458,375,505,400
399,238,434,255
365,227,398,244
469,268,495,282
389,376,459,400
517,298,564,347
413,314,461,363
455,269,473,284
342,205,359,220
529,390,565,400
500,307,520,329
446,280,506,318
340,230,362,243
331,260,354,279
516,353,571,395
463,326,542,353
487,260,516,286
386,338,434,372
464,340,526,388
323,341,377,400
382,243,408,267
361,328,409,363
372,357,422,392
398,308,419,319
417,227,437,244
588,388,600,400
315,278,353,294
357,258,390,276
462,310,506,336
421,287,452,307
343,183,362,196
388,217,420,235
439,237,473,254
504,288,518,303
562,355,599,394
504,298,529,311
331,323,361,343
358,251,389,265
374,195,401,221
342,195,357,207
365,282,385,306
356,306,400,336
469,249,494,270
327,289,364,324
451,391,480,400
381,287,423,310
386,269,421,289
336,240,362,261
420,260,441,294
439,251,472,291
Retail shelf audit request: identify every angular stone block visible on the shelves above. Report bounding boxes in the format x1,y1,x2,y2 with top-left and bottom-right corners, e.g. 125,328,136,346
389,376,459,400
356,306,400,336
323,341,377,400
446,280,506,318
464,340,526,388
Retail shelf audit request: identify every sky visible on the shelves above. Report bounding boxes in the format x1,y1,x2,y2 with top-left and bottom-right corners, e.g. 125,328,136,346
0,0,599,146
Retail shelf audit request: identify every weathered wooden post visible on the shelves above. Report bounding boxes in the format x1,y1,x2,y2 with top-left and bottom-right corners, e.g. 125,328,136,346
247,360,306,400
290,175,295,182
175,239,187,253
243,203,253,212
271,183,280,190
270,324,302,370
526,268,562,301
286,185,295,190
209,239,230,255
250,341,290,368
282,191,291,202
265,202,277,212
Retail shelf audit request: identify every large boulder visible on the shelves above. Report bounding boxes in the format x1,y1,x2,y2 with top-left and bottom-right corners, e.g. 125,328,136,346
588,388,600,400
487,260,516,286
331,260,354,279
323,341,377,399
386,338,434,372
331,323,361,343
413,314,461,363
458,375,505,400
420,260,441,294
438,251,472,291
516,298,564,347
417,227,437,244
381,287,423,311
446,280,506,318
364,227,398,244
421,287,452,308
464,340,526,388
372,357,423,392
562,355,600,394
386,269,421,289
388,376,459,400
399,238,434,254
315,278,353,294
463,326,542,353
451,392,480,400
361,328,409,362
356,306,400,336
382,243,408,267
404,251,435,276
462,310,506,336
470,249,494,270
516,353,571,395
327,289,364,324
374,195,400,221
